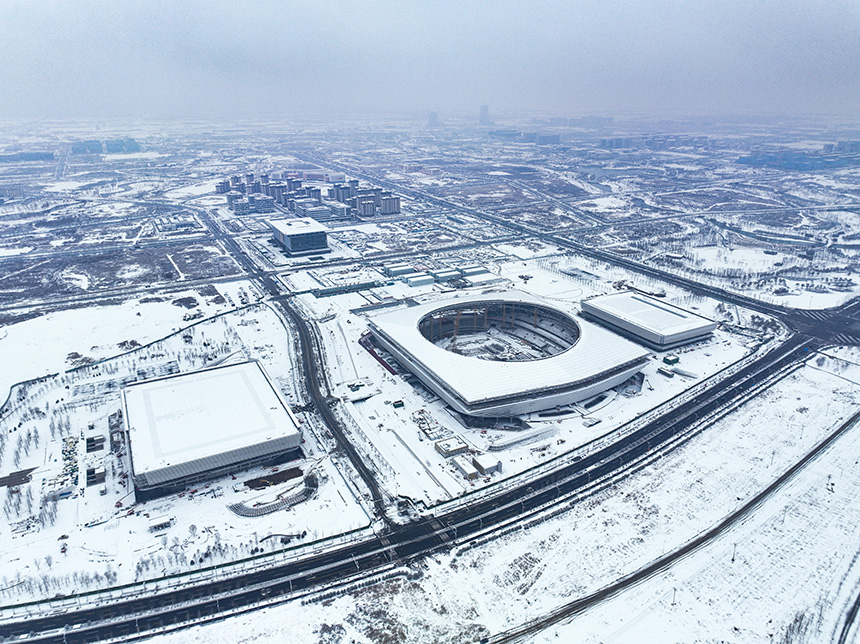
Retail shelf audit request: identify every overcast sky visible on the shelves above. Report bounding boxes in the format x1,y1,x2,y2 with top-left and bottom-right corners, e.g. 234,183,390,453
0,0,858,120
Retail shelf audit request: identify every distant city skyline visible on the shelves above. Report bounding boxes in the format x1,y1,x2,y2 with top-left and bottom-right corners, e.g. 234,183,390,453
0,0,858,120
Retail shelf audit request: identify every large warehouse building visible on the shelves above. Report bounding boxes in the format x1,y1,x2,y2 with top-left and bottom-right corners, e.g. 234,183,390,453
123,361,302,500
368,291,650,417
581,291,717,350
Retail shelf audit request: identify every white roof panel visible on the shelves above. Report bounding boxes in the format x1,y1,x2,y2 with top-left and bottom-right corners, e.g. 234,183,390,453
584,291,715,335
124,361,300,478
268,218,328,236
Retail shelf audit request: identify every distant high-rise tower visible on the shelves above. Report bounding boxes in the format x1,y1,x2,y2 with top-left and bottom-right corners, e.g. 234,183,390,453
479,105,490,125
428,111,439,127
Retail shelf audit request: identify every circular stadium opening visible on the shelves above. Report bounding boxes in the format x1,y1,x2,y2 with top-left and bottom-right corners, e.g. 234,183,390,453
417,300,580,361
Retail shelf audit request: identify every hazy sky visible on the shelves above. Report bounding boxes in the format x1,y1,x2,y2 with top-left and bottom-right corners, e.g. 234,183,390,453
1,0,858,120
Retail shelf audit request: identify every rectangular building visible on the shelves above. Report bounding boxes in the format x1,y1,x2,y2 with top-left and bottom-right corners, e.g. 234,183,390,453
431,269,461,282
473,454,501,475
463,271,502,287
404,272,435,287
581,290,717,351
453,455,479,480
328,202,352,220
435,436,469,458
268,218,329,256
384,263,414,277
123,361,302,500
380,194,401,215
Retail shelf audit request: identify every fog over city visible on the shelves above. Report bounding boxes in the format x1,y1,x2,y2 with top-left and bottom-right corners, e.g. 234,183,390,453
1,0,859,118
4,2,860,643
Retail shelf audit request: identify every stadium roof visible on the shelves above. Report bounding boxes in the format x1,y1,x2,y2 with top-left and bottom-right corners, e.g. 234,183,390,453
368,291,650,415
124,361,300,487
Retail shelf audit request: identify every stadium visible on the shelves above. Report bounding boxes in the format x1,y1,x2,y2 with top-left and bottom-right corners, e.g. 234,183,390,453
367,291,651,417
123,361,302,500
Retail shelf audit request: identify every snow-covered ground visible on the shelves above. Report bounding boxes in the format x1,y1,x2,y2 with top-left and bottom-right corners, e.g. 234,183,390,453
144,351,860,644
0,281,256,405
163,181,219,199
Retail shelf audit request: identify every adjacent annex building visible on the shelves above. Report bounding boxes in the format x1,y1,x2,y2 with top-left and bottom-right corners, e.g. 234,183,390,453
123,361,302,500
581,290,717,351
368,291,650,417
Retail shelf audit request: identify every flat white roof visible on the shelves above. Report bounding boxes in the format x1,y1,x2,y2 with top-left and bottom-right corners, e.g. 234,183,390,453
124,361,300,478
368,291,649,406
268,218,328,236
464,271,502,285
584,291,715,335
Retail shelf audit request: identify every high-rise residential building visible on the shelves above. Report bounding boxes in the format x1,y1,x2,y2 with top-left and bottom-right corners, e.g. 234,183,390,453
356,198,377,217
380,194,401,215
479,105,490,125
357,187,382,207
331,183,354,203
429,111,439,127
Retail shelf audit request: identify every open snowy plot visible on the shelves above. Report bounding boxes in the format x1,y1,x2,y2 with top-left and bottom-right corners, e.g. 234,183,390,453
146,354,860,644
162,181,219,199
0,281,256,405
641,241,860,310
0,246,34,257
492,239,559,260
42,181,91,193
685,245,795,272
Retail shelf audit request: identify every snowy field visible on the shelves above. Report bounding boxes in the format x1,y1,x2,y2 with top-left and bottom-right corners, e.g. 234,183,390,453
144,351,860,644
0,280,257,405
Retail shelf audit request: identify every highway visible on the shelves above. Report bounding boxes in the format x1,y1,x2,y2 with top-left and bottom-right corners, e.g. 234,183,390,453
493,404,860,644
191,207,390,519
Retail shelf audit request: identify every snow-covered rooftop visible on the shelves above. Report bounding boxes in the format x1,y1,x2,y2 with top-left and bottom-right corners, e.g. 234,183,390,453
123,361,301,488
368,291,650,416
268,218,328,236
583,290,715,337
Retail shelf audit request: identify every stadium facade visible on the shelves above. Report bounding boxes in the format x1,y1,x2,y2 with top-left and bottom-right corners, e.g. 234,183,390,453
368,292,651,417
123,361,302,500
